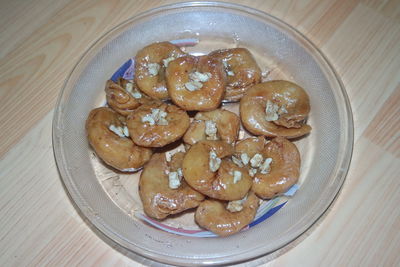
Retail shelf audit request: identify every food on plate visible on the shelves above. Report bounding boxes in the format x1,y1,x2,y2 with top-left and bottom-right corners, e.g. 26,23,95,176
105,78,156,116
240,80,311,138
195,191,259,236
183,109,240,145
209,48,261,101
135,42,186,100
166,55,226,111
86,41,311,236
251,137,300,199
86,107,152,171
233,136,300,198
126,102,190,147
139,152,204,220
182,140,252,201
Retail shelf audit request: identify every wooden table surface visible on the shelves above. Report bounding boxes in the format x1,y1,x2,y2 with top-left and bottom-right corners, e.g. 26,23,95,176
1,0,399,266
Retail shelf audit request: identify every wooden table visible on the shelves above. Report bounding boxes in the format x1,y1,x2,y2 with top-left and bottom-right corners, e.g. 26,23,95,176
1,0,399,266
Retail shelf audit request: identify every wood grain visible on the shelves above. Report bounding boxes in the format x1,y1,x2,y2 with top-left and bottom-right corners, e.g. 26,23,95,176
0,0,399,266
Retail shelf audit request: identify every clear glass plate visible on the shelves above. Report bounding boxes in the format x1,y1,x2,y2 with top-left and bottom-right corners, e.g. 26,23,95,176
52,2,353,265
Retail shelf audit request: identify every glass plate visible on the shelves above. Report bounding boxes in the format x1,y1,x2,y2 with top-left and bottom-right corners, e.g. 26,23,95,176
53,2,353,265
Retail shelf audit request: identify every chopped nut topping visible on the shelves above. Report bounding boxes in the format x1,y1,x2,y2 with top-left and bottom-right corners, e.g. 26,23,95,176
190,71,211,82
141,108,168,126
233,170,242,184
109,124,129,138
226,200,243,212
250,153,263,168
125,83,142,99
122,126,129,137
231,156,243,167
248,168,257,177
177,168,183,178
279,105,288,114
168,168,183,189
125,82,133,91
147,62,160,76
165,152,172,162
248,154,273,176
259,158,273,174
226,194,247,212
265,100,280,121
162,56,176,67
222,60,235,76
209,150,221,172
141,114,155,125
265,100,288,121
185,71,212,91
232,153,251,168
125,82,142,99
240,153,250,165
185,81,203,91
131,91,142,99
205,120,218,140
